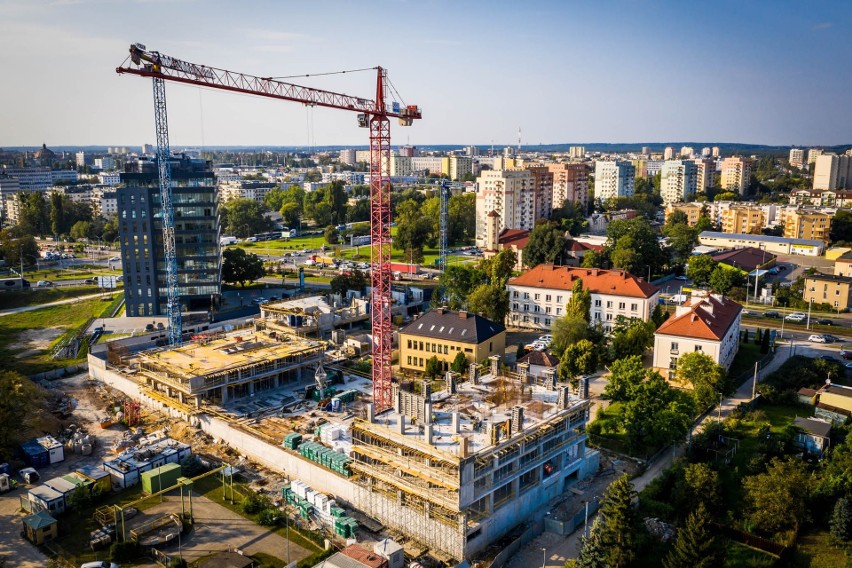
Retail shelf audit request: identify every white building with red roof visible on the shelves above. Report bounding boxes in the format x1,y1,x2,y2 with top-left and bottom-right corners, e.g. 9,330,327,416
653,291,743,378
506,264,660,331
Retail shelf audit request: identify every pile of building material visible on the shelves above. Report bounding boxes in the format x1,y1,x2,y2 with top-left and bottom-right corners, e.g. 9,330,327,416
284,480,358,538
298,440,352,476
318,423,353,456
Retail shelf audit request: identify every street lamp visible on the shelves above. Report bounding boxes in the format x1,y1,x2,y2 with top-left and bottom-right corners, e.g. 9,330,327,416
806,298,814,330
718,392,723,422
541,547,547,568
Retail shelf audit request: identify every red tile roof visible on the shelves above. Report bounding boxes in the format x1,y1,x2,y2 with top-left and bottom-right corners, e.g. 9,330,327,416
508,264,659,298
498,228,531,249
655,294,742,341
518,350,559,367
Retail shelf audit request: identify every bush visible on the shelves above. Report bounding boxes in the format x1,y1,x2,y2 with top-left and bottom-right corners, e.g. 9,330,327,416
242,492,272,515
110,540,141,562
259,507,283,526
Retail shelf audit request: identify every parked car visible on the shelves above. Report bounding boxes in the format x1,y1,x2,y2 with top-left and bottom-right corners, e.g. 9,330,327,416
36,280,53,287
81,562,120,568
785,312,806,322
823,334,841,343
808,334,827,343
842,350,852,360
764,311,781,318
816,318,834,326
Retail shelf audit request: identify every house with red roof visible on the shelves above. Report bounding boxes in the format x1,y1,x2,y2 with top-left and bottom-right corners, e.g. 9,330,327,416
506,264,660,332
653,291,743,378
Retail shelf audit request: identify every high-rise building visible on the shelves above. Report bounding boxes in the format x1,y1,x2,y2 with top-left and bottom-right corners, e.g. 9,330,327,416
141,144,154,155
339,149,356,166
75,151,92,168
813,154,852,190
663,147,675,160
711,147,721,158
783,210,832,242
0,173,21,225
641,146,650,157
526,166,554,220
118,155,221,317
808,148,824,165
398,145,417,158
449,156,473,181
701,147,712,157
692,158,716,193
94,156,115,170
660,160,698,204
594,160,635,201
568,146,586,159
548,163,589,211
721,206,765,235
789,148,805,168
474,169,534,247
679,146,694,159
464,145,479,157
720,157,751,195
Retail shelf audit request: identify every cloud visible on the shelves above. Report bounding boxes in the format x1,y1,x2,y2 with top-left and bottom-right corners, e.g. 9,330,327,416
812,22,833,30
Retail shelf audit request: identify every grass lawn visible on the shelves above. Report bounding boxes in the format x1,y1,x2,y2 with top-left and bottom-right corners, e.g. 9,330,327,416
0,286,102,310
724,541,777,567
727,342,767,385
23,266,122,282
0,294,120,375
790,528,852,567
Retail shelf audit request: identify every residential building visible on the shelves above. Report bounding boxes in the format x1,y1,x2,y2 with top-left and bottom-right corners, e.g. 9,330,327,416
339,149,357,166
568,146,585,159
118,155,221,317
525,166,554,220
354,150,371,163
482,228,530,269
449,156,473,181
665,203,703,227
474,169,535,247
653,292,742,377
712,147,720,158
398,145,417,158
720,157,751,195
94,156,115,171
506,264,660,332
645,160,664,177
141,143,154,155
679,146,694,158
782,210,832,242
548,163,589,211
399,308,506,373
0,166,77,192
516,350,559,379
701,147,712,158
75,151,91,168
594,160,635,201
0,173,20,225
219,180,277,203
834,251,852,277
813,154,852,190
692,158,716,193
808,148,824,165
789,148,805,168
664,147,675,160
99,172,121,186
802,273,852,311
792,417,831,457
586,209,637,235
660,160,698,204
721,205,765,235
698,231,824,256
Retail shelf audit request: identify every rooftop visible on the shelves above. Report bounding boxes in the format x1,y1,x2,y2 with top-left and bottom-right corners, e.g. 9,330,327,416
399,309,505,344
517,350,559,367
710,247,776,272
498,228,531,248
793,417,832,438
699,231,824,248
655,293,742,341
803,272,852,284
22,510,57,530
508,264,659,298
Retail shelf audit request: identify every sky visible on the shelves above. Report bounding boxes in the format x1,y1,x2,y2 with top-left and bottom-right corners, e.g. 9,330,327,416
1,0,851,148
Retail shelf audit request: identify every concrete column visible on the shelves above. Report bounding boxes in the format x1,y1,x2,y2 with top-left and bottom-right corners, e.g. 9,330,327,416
248,381,255,396
398,415,406,435
452,411,460,434
194,396,201,409
221,386,229,404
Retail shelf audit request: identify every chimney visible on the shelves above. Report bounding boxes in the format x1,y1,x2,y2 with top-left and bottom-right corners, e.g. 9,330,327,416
459,310,468,320
437,307,445,315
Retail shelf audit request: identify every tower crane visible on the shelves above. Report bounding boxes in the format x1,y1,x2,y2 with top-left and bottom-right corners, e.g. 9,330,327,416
117,43,421,412
438,179,450,272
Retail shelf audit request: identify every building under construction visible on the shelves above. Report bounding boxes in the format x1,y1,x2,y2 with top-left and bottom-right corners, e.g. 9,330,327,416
90,325,595,562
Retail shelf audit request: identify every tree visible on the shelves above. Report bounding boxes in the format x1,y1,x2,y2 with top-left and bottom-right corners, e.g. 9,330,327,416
330,270,367,297
0,371,42,456
576,516,608,568
674,351,728,409
523,222,567,267
666,210,689,227
451,351,468,374
448,192,476,243
686,255,717,285
651,304,670,328
324,225,340,245
67,485,93,511
742,457,810,535
221,247,265,287
621,372,695,452
665,224,699,267
49,192,64,236
598,474,639,568
0,230,39,269
467,283,509,323
484,248,517,286
565,278,591,322
559,339,597,385
830,497,852,541
830,210,852,245
760,326,771,354
663,503,725,568
580,249,603,268
603,355,645,402
694,216,714,233
708,266,744,295
551,315,590,355
609,316,655,360
220,198,273,238
677,462,722,515
605,217,665,277
441,265,486,310
552,200,589,236
424,355,441,378
394,199,433,265
70,220,91,241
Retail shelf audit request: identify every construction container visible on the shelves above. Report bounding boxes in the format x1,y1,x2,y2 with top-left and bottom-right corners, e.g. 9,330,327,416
141,463,182,495
20,441,49,468
76,466,111,494
36,436,64,464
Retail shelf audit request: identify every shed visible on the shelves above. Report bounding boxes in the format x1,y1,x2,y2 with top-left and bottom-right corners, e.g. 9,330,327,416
373,539,404,568
76,465,111,494
793,417,832,457
36,435,64,464
44,476,80,508
141,463,182,494
22,510,58,545
28,484,66,514
20,440,49,468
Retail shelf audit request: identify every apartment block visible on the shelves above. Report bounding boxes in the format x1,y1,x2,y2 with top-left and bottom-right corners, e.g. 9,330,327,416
665,203,703,227
721,205,765,235
803,273,852,311
568,146,585,159
720,157,751,195
219,180,277,203
339,149,357,166
548,163,589,211
449,156,473,181
813,154,852,191
808,148,824,165
506,264,659,332
692,158,716,193
660,160,698,204
789,148,805,168
526,166,554,220
474,169,535,247
782,210,832,242
594,160,635,202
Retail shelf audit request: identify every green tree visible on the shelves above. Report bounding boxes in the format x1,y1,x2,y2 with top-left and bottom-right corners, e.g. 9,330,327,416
467,283,509,324
484,248,517,286
221,247,266,287
0,230,39,269
523,222,567,267
451,351,468,374
677,462,722,515
603,355,645,402
559,339,597,385
576,516,608,568
663,503,725,568
0,371,42,456
449,192,476,243
67,485,93,511
742,457,810,535
70,220,91,241
621,372,695,452
565,278,592,322
609,316,655,360
598,474,639,567
580,249,604,268
694,216,714,233
330,270,367,297
220,198,273,238
760,326,771,354
324,225,340,245
609,235,642,275
440,265,486,310
831,210,852,244
393,199,432,265
424,355,442,378
686,255,717,285
651,304,670,328
708,266,744,295
552,200,589,236
551,315,590,355
605,217,665,277
665,223,699,268
666,210,689,227
830,497,852,541
674,351,728,409
49,192,64,236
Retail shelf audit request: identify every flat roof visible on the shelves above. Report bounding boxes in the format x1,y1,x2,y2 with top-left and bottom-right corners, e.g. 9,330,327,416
699,231,823,247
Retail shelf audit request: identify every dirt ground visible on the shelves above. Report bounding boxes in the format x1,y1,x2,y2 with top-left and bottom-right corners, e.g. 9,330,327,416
17,326,64,357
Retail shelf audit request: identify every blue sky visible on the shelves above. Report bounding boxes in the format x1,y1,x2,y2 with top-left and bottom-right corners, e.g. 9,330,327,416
1,0,850,147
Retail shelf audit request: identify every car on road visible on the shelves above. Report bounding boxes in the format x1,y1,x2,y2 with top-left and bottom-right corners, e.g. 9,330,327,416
84,277,97,284
808,334,827,343
842,350,852,360
36,280,53,287
252,297,267,305
108,256,120,262
81,561,120,568
816,318,834,326
674,275,688,281
764,311,781,318
785,312,806,322
538,334,553,343
823,334,841,343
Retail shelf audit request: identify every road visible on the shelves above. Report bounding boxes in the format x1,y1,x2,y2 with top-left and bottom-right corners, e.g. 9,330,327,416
509,340,835,567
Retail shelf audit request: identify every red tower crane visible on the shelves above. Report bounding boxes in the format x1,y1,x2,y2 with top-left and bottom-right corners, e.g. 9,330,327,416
117,43,421,413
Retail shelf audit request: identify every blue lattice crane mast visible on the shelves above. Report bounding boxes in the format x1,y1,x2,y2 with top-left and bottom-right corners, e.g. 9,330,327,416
438,179,450,271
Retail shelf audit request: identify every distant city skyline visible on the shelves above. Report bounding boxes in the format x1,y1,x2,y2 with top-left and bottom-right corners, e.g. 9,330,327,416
1,0,851,147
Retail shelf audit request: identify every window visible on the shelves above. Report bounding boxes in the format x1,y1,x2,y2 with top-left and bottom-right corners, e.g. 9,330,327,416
523,292,529,299
545,307,551,314
594,299,601,307
631,303,637,311
545,318,550,326
606,313,612,320
619,302,625,310
534,317,540,325
444,345,449,354
669,357,678,370
407,356,412,365
545,295,551,302
671,342,679,353
606,301,613,308
513,291,519,298
556,307,562,315
534,305,540,312
534,293,540,300
694,345,702,352
557,295,563,303
407,339,412,349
